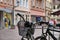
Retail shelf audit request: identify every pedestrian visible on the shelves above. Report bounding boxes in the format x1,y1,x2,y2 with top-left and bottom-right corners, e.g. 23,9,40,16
8,19,11,28
49,19,56,27
4,18,8,28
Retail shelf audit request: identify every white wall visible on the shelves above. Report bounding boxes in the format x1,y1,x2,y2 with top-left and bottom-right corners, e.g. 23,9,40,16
14,11,31,25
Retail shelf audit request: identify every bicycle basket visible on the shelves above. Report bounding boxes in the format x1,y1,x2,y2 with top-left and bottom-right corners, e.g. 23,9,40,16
17,21,35,37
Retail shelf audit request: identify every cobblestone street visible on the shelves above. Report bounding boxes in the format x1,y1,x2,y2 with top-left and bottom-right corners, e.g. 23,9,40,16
0,26,60,40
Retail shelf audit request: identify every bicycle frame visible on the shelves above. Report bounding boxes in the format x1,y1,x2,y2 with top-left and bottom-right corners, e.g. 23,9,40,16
40,21,60,40
45,27,60,40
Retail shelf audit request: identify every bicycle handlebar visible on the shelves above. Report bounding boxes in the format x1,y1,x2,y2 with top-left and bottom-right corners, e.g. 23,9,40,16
16,13,37,28
16,13,25,22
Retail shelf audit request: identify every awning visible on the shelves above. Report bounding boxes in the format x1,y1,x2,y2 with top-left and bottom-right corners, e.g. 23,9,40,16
0,8,12,13
51,10,60,15
30,10,45,16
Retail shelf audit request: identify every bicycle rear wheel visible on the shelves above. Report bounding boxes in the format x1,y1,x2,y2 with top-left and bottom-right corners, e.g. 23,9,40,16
35,36,47,40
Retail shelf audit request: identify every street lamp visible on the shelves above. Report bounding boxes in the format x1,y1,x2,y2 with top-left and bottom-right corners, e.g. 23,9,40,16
12,1,19,26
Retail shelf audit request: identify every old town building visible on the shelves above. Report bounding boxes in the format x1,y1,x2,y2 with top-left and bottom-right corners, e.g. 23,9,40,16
0,0,13,29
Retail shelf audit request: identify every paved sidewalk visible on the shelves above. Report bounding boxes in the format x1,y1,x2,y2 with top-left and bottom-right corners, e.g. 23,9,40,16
0,27,22,40
0,26,60,40
0,26,42,40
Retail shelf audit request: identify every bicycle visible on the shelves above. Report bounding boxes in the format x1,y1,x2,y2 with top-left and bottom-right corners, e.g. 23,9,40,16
16,13,60,40
35,22,60,40
16,13,35,40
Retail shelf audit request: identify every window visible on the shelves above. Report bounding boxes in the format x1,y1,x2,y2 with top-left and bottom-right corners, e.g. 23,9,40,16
31,0,34,6
26,15,29,21
15,0,19,6
23,0,25,7
20,0,23,6
25,0,28,8
20,0,28,8
36,0,39,8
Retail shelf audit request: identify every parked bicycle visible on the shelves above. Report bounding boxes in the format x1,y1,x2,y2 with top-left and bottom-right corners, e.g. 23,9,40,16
35,22,60,40
16,13,60,40
16,13,35,40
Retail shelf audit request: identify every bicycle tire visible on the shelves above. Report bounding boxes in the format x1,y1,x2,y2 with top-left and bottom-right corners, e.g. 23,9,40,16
35,36,47,40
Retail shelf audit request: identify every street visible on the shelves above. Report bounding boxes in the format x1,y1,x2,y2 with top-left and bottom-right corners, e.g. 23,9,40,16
0,26,60,40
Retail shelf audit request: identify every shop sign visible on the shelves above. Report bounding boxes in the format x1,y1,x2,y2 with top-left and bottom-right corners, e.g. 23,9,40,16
0,8,12,13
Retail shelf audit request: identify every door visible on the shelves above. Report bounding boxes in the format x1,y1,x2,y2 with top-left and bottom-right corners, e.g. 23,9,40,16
0,11,3,29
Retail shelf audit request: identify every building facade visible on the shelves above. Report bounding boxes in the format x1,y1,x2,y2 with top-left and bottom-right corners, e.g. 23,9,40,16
30,0,53,22
0,0,13,29
14,0,53,25
50,0,60,23
45,0,53,21
14,0,31,25
14,0,46,25
30,0,45,23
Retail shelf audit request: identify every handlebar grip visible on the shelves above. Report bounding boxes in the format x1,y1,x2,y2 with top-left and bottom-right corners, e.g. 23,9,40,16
16,13,25,22
16,13,22,17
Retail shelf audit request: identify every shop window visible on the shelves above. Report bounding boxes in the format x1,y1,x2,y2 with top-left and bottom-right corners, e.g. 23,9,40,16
3,12,12,28
27,18,29,21
26,15,29,21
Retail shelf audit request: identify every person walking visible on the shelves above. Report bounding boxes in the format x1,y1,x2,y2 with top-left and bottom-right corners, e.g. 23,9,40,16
8,19,11,28
49,19,56,27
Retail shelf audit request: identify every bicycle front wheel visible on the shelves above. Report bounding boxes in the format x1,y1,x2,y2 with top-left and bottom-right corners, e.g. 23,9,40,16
35,36,47,40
